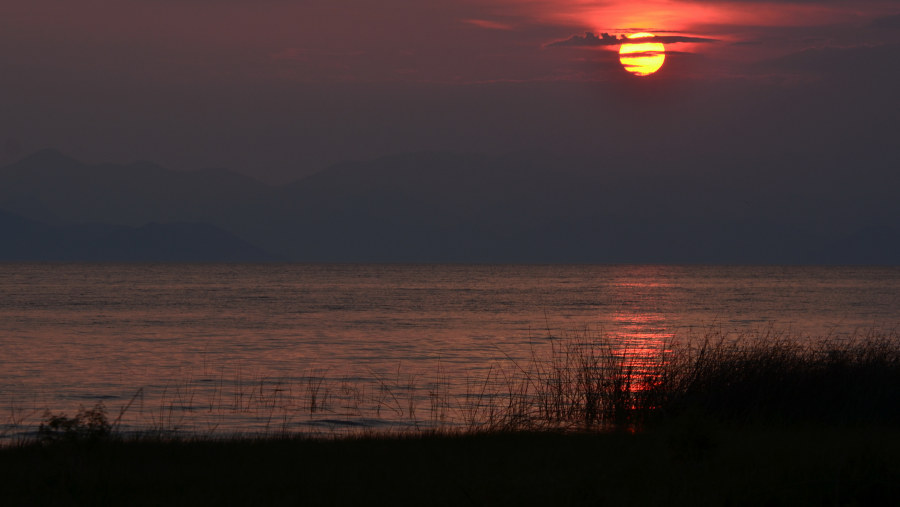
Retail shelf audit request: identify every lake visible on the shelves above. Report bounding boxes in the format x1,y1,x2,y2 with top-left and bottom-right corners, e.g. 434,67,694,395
1,264,898,439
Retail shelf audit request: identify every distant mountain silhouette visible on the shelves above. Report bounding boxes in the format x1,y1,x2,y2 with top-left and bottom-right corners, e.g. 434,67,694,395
0,149,270,227
806,226,900,265
0,208,63,259
0,208,280,262
2,149,898,264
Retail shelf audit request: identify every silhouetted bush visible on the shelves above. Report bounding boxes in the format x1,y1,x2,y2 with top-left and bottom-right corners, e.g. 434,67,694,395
38,403,111,443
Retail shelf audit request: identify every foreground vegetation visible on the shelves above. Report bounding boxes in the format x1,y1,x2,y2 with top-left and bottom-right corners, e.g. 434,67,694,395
2,330,899,505
2,424,898,506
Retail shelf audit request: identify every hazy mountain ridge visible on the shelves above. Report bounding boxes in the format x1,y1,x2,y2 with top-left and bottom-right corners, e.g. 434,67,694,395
1,150,898,264
0,208,280,262
0,149,271,227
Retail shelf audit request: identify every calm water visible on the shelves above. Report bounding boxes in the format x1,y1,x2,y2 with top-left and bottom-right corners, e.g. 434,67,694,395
1,264,898,439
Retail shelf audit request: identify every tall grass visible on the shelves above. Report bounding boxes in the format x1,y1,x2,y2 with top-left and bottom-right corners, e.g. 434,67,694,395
5,328,900,444
658,330,900,425
482,328,900,431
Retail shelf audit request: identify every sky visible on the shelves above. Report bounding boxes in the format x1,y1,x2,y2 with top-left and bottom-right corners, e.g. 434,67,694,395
1,0,898,182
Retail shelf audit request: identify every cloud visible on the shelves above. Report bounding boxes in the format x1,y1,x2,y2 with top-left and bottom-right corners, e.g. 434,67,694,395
548,32,719,48
270,48,366,62
462,19,514,31
617,51,665,58
868,13,900,31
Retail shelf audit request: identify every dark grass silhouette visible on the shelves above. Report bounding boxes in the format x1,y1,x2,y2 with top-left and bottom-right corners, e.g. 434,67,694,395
2,426,898,506
458,329,900,432
2,330,899,505
656,332,900,426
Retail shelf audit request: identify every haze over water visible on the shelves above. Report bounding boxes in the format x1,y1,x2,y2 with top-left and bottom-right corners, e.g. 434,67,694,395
2,264,898,438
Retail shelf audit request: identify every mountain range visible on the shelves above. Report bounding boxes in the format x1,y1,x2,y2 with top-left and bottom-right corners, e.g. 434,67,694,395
1,149,898,264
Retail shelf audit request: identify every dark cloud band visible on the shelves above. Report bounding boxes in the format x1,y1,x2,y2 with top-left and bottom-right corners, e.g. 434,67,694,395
548,32,719,48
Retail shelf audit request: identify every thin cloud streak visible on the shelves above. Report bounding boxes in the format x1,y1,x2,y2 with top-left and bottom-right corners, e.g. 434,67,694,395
463,19,515,30
548,32,720,48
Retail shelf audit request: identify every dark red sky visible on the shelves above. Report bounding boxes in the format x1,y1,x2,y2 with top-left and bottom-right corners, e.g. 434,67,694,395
1,0,898,181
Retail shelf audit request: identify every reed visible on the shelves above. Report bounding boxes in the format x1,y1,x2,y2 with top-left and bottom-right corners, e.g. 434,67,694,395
657,330,900,425
4,328,900,444
489,327,900,431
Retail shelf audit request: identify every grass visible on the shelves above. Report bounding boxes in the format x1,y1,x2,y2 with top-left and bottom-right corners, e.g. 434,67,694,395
1,424,898,506
457,328,900,431
3,329,899,505
7,328,898,439
654,331,900,426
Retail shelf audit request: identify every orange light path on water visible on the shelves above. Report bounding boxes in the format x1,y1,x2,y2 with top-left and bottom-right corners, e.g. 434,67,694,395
618,32,665,76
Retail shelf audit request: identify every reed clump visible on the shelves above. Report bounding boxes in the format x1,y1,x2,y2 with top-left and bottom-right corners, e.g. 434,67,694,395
657,331,900,426
472,328,900,432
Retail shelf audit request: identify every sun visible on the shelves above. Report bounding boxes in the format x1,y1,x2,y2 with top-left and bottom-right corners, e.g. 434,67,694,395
618,33,665,77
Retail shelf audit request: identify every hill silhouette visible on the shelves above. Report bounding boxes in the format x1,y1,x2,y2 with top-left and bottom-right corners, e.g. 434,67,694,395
1,150,897,264
0,208,280,262
0,149,270,227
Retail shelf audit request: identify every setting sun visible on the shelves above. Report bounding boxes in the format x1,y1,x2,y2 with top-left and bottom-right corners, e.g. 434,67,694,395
618,32,665,76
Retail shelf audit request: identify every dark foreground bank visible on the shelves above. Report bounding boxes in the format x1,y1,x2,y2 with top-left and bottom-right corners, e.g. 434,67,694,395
4,333,899,505
2,422,899,507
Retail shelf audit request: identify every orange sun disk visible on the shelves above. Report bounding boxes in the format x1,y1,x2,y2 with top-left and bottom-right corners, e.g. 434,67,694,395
618,33,665,76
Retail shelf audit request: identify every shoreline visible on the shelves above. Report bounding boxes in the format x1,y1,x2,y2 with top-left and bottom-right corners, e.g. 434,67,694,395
3,421,898,506
5,329,899,444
